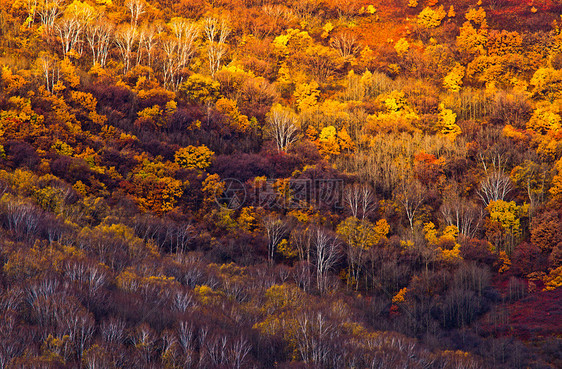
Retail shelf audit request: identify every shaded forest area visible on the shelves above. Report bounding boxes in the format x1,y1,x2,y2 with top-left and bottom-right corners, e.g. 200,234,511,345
1,0,562,367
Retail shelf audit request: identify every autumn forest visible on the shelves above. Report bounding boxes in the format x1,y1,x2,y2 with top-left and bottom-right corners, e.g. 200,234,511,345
0,0,562,367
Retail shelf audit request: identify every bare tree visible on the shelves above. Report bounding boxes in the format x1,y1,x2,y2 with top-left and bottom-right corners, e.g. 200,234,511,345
2,195,44,241
292,260,313,292
114,24,137,73
100,317,126,344
0,287,23,313
37,0,63,30
295,310,336,366
177,321,196,367
38,53,60,93
174,222,193,254
135,28,146,68
136,23,157,67
395,179,425,236
85,21,113,66
177,321,194,348
477,153,513,206
313,228,340,293
229,335,252,369
0,313,25,369
132,214,162,245
162,18,199,90
131,324,156,365
264,215,287,265
65,309,95,359
54,4,94,56
199,329,229,368
330,32,361,58
63,259,109,294
266,104,298,152
291,227,314,292
139,23,159,69
172,289,195,312
343,183,376,220
0,181,9,197
83,344,112,369
125,0,145,28
291,226,313,264
204,17,231,77
478,171,513,206
26,277,59,308
441,191,483,239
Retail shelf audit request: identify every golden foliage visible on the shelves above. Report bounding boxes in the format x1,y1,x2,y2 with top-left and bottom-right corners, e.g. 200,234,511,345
443,63,465,92
544,266,562,290
294,81,320,112
392,287,407,303
174,145,214,170
417,6,446,28
439,104,461,141
394,38,409,57
497,250,511,273
527,104,561,134
457,21,488,56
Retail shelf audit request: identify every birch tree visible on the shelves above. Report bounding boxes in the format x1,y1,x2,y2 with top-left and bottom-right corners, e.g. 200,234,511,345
125,0,145,28
265,103,298,152
114,23,137,73
204,17,230,77
343,183,376,220
162,18,199,90
395,179,425,236
37,0,63,30
54,0,95,56
313,228,340,293
85,21,113,66
264,215,287,265
477,154,513,206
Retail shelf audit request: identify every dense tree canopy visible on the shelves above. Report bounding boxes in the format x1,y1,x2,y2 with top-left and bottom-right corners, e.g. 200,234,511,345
0,0,561,368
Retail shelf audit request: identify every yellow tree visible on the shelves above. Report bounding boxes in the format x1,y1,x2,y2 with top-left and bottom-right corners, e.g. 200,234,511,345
544,266,562,291
337,216,387,290
337,127,355,153
180,73,221,104
174,145,214,170
394,38,410,57
423,222,462,268
215,98,250,132
549,157,562,203
456,7,488,58
317,126,340,159
526,103,561,134
439,103,461,140
417,6,446,28
294,81,320,112
486,200,527,255
443,63,465,92
530,67,562,102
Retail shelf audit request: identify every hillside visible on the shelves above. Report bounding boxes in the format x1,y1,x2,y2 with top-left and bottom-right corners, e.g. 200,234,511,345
1,0,562,368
